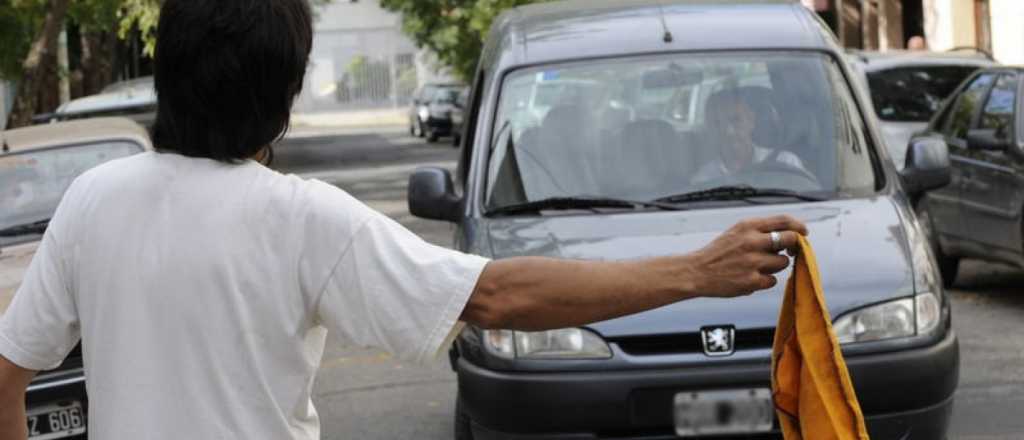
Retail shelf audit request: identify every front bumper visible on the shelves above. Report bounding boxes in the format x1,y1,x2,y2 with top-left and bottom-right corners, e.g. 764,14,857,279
424,116,454,135
458,330,958,440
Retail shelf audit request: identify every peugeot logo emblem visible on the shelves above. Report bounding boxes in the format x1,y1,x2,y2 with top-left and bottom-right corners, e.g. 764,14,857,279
700,326,736,357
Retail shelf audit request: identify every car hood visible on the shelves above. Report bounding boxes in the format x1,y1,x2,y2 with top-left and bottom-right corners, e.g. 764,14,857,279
483,198,915,338
0,241,39,314
879,121,927,170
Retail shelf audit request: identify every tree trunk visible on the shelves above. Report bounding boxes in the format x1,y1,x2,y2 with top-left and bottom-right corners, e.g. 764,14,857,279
6,0,72,128
80,28,117,97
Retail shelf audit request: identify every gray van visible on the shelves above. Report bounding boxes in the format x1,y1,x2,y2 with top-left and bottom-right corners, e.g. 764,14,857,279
408,1,959,438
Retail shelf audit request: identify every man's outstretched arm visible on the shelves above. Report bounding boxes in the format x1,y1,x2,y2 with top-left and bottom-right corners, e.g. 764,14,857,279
462,216,807,331
0,354,33,440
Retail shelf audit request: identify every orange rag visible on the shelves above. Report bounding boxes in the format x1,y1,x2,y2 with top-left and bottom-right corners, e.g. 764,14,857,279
771,236,870,440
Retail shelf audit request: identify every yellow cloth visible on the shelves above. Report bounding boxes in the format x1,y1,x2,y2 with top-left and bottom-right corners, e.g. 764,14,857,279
771,236,870,440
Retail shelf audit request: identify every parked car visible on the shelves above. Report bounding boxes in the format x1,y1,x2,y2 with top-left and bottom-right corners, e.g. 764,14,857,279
407,1,958,439
33,77,157,130
1,117,153,440
848,50,996,169
912,66,1024,287
408,83,465,142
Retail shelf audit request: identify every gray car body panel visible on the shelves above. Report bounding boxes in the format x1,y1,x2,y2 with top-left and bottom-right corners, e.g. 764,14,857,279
480,198,915,337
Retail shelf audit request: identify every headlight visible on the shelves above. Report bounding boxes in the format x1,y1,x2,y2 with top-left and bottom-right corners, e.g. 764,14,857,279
418,107,430,119
482,328,612,360
833,292,941,344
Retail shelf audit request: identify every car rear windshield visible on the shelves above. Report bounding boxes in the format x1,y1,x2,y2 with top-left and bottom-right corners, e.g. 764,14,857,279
1,141,142,244
484,52,877,209
867,65,980,122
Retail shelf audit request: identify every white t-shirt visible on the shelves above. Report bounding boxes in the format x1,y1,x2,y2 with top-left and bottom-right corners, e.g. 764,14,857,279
0,151,489,439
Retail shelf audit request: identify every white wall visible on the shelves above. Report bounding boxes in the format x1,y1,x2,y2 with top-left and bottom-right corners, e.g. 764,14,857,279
989,0,1024,65
923,0,976,51
314,0,398,32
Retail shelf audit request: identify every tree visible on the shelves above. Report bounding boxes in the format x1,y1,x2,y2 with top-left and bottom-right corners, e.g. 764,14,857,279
379,0,547,82
6,0,71,128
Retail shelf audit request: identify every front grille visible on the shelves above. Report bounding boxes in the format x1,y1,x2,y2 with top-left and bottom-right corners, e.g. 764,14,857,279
611,329,775,356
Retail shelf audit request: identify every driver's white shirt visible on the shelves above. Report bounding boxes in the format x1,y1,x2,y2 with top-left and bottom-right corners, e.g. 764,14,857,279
691,145,807,184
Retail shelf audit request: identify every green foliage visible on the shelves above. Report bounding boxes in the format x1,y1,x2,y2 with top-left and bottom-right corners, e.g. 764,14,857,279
116,0,159,57
0,0,45,79
379,0,548,82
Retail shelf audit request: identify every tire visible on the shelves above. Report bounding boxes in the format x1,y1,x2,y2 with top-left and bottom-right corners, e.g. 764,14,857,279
427,130,440,143
454,396,474,440
416,119,426,138
452,135,461,148
915,198,960,287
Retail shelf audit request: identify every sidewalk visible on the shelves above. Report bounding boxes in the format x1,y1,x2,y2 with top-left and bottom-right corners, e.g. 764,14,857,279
287,108,407,138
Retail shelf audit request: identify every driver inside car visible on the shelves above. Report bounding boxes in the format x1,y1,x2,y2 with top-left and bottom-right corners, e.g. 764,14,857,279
691,88,810,184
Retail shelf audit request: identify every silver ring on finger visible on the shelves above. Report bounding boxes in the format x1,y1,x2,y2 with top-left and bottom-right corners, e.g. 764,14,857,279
769,231,782,252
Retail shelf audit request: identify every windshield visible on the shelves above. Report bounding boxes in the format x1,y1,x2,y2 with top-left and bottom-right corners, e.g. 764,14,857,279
1,141,142,244
484,52,876,210
867,65,981,122
431,87,461,103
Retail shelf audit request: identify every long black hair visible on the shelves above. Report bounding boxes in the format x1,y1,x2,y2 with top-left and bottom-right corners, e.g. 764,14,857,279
152,0,313,162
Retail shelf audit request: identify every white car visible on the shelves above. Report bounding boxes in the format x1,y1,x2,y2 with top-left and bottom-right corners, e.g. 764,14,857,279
1,117,152,440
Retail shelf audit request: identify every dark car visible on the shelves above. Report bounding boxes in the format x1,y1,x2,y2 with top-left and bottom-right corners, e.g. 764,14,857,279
407,1,959,439
2,118,154,439
848,50,997,169
408,83,466,143
912,66,1024,287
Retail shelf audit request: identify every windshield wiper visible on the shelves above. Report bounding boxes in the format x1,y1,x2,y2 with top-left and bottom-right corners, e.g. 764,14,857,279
0,219,50,237
488,197,683,216
654,185,827,204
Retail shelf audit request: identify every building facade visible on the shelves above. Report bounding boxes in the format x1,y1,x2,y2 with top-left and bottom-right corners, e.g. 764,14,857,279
293,0,451,113
808,0,1024,64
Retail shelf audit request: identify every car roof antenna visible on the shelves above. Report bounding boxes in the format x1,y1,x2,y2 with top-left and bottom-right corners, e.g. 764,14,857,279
657,1,673,43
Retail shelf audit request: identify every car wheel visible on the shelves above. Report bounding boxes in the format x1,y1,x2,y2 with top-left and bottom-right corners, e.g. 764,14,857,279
452,134,461,148
427,130,440,143
454,396,474,440
416,120,426,138
915,198,959,287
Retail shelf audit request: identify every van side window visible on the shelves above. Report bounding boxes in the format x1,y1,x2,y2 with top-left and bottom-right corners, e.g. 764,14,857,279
943,73,996,140
978,74,1019,142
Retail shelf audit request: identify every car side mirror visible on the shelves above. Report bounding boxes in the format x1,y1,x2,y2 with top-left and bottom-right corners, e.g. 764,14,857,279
408,167,461,222
900,137,952,195
966,128,1012,151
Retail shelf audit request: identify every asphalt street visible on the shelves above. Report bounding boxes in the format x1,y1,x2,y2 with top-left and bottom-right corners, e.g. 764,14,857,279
274,128,1024,440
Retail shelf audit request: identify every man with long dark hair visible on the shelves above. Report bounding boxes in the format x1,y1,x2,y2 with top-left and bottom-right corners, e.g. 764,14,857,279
0,0,806,437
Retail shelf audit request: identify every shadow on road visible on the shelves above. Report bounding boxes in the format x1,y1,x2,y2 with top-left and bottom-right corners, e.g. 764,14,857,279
952,260,1024,310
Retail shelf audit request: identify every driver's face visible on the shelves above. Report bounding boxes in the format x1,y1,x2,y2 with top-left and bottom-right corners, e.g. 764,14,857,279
710,98,756,163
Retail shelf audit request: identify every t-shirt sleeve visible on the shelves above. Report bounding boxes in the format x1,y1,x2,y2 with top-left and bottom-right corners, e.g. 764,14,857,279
302,181,489,363
0,218,80,371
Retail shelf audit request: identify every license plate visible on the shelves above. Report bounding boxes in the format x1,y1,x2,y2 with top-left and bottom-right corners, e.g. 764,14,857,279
26,401,85,440
674,389,773,437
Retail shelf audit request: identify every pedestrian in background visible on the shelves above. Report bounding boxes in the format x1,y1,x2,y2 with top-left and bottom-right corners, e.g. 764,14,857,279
0,0,807,438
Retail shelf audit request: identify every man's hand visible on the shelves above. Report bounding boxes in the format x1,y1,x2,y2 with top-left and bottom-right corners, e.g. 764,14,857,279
687,215,807,298
462,215,808,331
